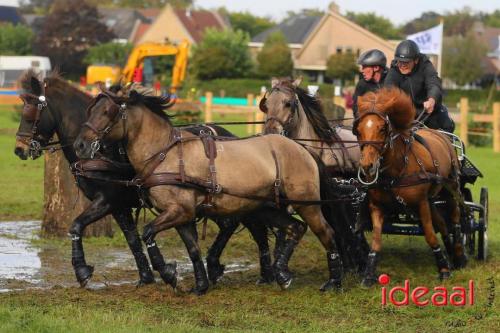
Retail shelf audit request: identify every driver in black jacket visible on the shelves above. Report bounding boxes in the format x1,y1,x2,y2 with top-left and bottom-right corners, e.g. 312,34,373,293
352,49,388,120
384,40,454,132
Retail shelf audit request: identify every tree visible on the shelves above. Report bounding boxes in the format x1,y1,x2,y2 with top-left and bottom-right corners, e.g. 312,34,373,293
442,34,488,86
282,8,323,22
0,23,33,55
346,12,402,39
84,42,133,66
326,52,358,84
191,28,253,80
256,32,293,78
482,10,500,28
226,11,274,37
402,11,441,35
33,0,115,78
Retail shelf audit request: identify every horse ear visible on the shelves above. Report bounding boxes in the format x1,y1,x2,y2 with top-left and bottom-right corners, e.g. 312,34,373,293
129,89,140,103
271,78,280,88
96,81,106,93
30,76,42,95
259,97,268,113
292,76,303,87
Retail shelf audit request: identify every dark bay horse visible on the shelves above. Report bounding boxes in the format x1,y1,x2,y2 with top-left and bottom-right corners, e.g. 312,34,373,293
14,72,300,294
355,88,467,286
75,85,347,292
260,77,369,271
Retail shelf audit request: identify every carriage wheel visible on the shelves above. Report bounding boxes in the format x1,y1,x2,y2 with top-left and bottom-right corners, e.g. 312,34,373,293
478,187,488,260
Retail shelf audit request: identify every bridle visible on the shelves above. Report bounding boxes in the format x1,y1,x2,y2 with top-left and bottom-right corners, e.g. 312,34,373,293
354,105,397,185
260,86,299,136
16,90,56,158
83,92,128,158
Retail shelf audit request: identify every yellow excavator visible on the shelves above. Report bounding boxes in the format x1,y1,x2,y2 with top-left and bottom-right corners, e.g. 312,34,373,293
86,40,189,93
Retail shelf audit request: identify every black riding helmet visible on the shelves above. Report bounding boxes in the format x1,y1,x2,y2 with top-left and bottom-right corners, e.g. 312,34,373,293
394,40,420,62
357,49,387,67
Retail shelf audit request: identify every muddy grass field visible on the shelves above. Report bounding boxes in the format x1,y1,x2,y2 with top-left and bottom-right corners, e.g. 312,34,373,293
0,106,498,332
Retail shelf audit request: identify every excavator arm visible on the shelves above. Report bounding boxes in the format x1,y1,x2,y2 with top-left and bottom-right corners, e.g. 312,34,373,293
122,40,189,92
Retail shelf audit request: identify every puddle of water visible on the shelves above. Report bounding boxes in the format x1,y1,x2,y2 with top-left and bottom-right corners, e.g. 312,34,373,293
0,220,255,293
0,221,41,285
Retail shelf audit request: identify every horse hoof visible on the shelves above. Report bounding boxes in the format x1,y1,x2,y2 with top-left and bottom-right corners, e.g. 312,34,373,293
361,276,377,288
159,263,178,289
278,277,293,290
207,260,225,285
75,265,94,287
139,271,156,285
275,270,293,289
256,275,275,285
190,285,209,296
453,255,468,269
320,279,342,292
439,271,451,280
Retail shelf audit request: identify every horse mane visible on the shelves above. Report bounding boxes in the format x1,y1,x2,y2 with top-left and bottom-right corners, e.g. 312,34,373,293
109,83,175,122
275,78,333,143
19,69,90,103
357,87,415,131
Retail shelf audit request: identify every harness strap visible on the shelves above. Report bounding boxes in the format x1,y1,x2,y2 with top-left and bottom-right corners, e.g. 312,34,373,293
271,150,281,208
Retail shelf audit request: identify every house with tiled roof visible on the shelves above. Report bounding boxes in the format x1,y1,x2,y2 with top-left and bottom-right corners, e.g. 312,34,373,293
0,5,24,25
137,4,229,45
250,3,395,83
473,22,500,80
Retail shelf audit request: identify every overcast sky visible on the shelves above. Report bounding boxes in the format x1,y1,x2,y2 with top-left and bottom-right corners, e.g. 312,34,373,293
1,0,498,25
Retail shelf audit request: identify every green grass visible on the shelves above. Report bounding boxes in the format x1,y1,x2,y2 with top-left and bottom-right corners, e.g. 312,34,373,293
0,105,44,220
0,104,499,332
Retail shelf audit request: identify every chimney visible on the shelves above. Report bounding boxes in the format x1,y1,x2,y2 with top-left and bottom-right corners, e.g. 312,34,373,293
329,2,340,13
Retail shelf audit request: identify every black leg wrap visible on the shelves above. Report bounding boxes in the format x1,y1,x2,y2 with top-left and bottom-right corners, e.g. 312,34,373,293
206,256,225,285
452,225,468,269
191,260,209,296
256,250,275,285
320,251,343,292
354,231,370,273
122,229,155,285
273,239,297,289
433,246,451,280
146,242,177,288
443,234,454,259
361,251,379,287
70,234,94,287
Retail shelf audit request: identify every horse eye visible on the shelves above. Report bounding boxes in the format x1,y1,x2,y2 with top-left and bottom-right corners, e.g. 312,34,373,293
284,101,291,108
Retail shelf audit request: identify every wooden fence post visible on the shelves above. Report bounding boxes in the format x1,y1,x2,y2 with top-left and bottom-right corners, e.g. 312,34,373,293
494,102,500,153
255,95,264,134
247,94,254,134
205,91,213,123
460,97,469,146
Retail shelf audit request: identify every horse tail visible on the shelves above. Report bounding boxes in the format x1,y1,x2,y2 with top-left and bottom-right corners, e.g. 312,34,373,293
310,151,369,272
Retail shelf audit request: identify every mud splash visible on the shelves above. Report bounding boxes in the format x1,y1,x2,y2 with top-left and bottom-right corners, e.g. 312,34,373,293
0,221,255,292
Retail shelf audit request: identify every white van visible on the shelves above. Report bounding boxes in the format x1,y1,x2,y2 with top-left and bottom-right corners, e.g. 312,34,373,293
0,56,51,88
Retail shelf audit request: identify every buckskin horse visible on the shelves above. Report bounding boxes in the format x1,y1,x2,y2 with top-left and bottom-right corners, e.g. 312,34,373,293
260,77,369,272
15,71,307,294
354,87,467,286
74,84,349,292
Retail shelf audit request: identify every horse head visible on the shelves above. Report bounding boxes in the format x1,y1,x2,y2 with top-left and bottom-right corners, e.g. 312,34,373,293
15,71,53,160
74,84,174,159
355,88,415,179
261,77,302,135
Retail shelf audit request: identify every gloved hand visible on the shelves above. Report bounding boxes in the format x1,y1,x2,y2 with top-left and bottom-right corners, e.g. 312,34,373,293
423,97,436,113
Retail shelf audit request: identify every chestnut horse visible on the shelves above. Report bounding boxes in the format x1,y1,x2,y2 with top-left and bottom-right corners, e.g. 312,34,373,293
355,88,467,286
74,85,346,292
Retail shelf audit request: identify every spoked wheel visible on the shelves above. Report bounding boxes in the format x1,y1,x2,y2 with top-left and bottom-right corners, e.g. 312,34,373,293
478,187,488,260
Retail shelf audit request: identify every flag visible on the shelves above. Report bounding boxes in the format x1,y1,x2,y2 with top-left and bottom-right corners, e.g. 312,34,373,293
407,23,443,55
